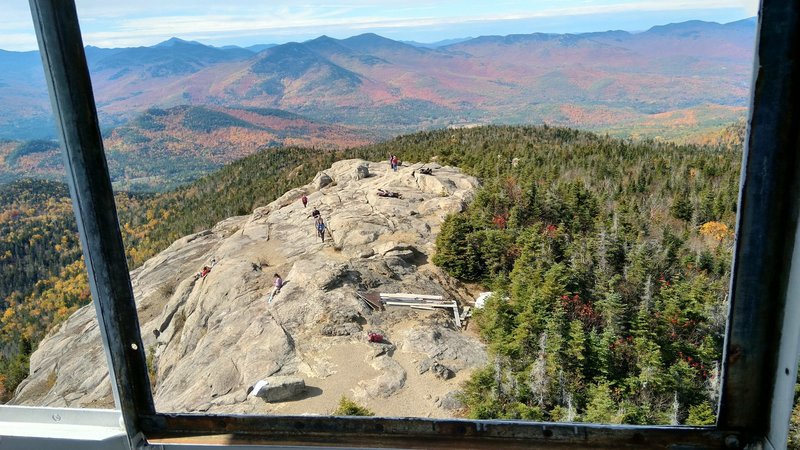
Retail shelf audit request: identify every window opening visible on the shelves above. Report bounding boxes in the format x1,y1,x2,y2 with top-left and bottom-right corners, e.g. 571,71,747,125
0,3,113,412
9,0,800,449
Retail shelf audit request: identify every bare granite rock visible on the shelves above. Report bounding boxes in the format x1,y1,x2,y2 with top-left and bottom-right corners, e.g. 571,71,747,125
437,390,464,411
11,160,486,417
250,376,306,402
312,171,333,190
431,362,455,380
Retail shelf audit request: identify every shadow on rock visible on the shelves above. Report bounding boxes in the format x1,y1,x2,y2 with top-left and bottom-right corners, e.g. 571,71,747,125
277,385,323,403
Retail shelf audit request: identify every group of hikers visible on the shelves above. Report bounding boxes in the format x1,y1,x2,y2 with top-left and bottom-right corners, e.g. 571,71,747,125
389,154,401,171
199,156,418,304
300,193,329,243
309,207,329,242
298,155,409,243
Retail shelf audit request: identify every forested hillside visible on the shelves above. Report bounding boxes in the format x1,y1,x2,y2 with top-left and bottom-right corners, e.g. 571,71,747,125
0,106,373,191
0,125,742,416
426,128,738,424
359,125,739,421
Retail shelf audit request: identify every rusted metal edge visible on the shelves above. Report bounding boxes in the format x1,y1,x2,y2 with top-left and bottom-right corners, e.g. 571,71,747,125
28,0,156,445
141,413,738,449
717,0,800,436
356,292,383,310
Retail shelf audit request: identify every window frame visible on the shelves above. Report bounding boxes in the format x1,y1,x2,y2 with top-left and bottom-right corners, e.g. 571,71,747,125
23,0,800,448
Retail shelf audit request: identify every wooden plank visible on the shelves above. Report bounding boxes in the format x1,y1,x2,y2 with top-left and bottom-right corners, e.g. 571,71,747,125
382,300,449,306
385,301,451,308
380,293,444,300
379,296,451,305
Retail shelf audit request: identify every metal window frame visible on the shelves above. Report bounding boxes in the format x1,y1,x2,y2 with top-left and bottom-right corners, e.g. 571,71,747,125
23,0,800,448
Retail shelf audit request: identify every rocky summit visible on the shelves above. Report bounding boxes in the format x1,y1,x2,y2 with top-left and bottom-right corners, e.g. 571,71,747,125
11,159,488,417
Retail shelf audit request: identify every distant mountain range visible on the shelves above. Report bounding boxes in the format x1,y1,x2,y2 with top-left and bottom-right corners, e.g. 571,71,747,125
0,105,372,190
0,18,755,143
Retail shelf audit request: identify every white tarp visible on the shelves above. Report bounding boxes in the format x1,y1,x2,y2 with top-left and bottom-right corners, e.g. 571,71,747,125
474,292,492,309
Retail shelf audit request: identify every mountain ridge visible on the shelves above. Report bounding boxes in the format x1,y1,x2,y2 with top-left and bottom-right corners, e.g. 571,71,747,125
0,18,755,142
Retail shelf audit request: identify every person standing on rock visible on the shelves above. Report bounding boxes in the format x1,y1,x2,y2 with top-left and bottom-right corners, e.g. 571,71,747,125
316,216,327,242
300,194,308,208
273,273,283,295
267,273,283,304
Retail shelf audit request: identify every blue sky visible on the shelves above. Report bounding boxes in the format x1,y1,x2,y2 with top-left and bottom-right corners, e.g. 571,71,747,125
2,0,759,51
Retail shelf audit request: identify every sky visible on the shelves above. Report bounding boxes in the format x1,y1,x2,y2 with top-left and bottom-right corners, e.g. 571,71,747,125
2,0,759,51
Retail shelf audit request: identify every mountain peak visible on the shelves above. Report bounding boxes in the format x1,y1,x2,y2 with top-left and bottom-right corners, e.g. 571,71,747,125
644,20,724,35
154,37,204,48
307,35,337,43
340,33,424,53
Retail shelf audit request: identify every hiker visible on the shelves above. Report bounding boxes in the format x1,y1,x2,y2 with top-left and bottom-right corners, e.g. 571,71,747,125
391,155,399,171
388,154,395,171
316,217,327,242
309,208,321,219
300,194,308,208
198,266,211,279
272,273,283,295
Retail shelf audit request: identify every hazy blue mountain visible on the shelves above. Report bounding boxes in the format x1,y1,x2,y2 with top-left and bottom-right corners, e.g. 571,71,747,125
0,18,756,142
402,37,474,48
246,43,278,53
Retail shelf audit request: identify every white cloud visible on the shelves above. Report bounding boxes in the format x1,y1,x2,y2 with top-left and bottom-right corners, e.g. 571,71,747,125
83,1,754,43
0,33,39,50
0,0,760,50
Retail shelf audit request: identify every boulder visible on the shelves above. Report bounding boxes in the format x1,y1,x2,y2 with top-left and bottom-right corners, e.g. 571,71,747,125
356,354,406,399
373,241,413,256
312,171,333,189
402,326,488,372
355,164,370,180
431,362,455,380
417,357,434,374
250,376,306,402
437,390,464,411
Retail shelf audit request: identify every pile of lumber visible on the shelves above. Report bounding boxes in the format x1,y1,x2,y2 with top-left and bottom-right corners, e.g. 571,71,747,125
357,292,462,328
